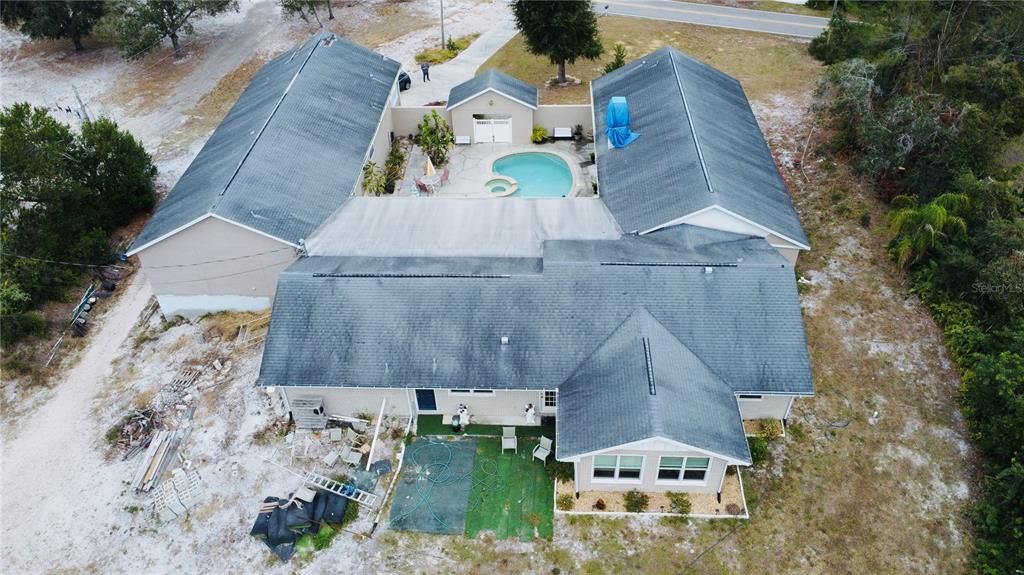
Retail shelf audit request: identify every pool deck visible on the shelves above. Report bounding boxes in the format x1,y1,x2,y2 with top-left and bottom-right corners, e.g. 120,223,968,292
397,141,596,199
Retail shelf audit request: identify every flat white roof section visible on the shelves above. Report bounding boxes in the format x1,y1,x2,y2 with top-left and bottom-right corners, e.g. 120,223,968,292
305,197,622,258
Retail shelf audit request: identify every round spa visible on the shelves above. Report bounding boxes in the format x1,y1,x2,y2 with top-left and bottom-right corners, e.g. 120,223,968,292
486,175,518,197
491,152,573,198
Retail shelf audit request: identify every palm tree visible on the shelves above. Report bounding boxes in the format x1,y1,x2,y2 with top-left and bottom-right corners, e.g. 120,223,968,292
890,193,969,267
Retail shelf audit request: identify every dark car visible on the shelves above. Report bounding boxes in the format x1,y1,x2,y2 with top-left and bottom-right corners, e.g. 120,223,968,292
398,71,411,91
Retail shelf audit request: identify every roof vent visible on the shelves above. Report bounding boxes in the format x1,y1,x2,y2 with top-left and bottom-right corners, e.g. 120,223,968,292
500,336,510,346
704,267,713,274
642,337,656,396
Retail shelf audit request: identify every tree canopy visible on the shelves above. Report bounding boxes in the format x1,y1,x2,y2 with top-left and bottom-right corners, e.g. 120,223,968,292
810,2,1024,571
104,0,238,59
0,1,105,52
0,103,156,344
511,0,603,84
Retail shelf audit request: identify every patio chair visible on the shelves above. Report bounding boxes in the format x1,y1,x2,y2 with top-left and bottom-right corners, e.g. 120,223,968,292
414,178,433,195
328,428,343,443
342,447,363,466
533,436,552,463
344,427,363,446
322,450,340,467
501,427,517,454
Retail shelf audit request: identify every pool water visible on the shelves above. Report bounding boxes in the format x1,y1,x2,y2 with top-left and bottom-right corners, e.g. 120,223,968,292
492,153,572,198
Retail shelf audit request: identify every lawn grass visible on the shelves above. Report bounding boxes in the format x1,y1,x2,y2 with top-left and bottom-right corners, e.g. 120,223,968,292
464,438,554,541
416,414,554,438
478,16,822,104
415,34,480,65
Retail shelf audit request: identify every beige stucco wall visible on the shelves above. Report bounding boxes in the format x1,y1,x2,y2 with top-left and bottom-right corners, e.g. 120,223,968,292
391,106,451,138
135,216,297,317
572,445,730,494
737,394,794,420
533,104,594,137
284,387,415,419
280,386,557,426
450,91,534,144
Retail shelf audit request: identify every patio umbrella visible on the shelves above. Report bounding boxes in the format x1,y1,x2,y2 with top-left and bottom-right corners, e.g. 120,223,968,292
425,155,437,178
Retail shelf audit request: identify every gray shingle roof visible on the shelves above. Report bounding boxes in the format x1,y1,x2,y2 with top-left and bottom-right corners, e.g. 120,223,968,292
258,225,812,396
592,46,809,247
128,33,400,254
555,308,751,463
447,69,538,109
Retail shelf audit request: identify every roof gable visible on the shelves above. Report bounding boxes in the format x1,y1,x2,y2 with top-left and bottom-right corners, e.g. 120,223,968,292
447,69,539,110
592,46,809,247
129,33,400,255
555,308,751,463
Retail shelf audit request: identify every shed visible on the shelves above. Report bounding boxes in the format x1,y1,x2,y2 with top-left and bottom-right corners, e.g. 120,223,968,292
446,69,538,144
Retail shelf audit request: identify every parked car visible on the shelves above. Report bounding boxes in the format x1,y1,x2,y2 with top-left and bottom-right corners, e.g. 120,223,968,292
398,71,411,91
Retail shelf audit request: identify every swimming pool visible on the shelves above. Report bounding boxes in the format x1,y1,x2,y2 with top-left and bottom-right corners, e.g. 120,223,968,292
491,152,573,198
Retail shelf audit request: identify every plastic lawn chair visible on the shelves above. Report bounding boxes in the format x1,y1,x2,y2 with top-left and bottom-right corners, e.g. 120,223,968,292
533,436,552,462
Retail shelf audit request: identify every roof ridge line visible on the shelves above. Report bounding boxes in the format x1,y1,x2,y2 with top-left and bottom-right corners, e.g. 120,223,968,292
216,34,325,200
668,49,715,196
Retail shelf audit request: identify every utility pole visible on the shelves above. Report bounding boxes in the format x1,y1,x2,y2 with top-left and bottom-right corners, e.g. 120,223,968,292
440,0,445,48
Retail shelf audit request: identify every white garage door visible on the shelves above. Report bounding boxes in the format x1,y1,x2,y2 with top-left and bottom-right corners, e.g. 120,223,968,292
473,117,512,143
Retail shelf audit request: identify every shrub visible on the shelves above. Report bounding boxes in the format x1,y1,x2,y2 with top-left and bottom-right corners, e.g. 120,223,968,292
531,126,548,144
748,436,769,466
340,500,360,527
0,311,47,346
383,140,406,195
593,498,606,511
760,419,783,441
545,459,574,482
311,524,337,550
361,162,387,196
603,42,628,74
665,491,691,515
725,503,743,516
623,489,649,513
418,111,455,166
556,493,575,511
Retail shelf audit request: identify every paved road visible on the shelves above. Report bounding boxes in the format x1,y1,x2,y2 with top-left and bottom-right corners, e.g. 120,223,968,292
595,0,829,38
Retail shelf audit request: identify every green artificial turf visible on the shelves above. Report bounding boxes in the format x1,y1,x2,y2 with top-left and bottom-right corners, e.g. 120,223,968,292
463,437,554,541
416,415,555,438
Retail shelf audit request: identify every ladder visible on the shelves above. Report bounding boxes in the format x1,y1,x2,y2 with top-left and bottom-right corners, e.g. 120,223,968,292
303,471,378,507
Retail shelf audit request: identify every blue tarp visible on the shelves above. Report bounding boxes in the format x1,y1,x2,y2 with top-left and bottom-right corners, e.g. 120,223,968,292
605,96,639,149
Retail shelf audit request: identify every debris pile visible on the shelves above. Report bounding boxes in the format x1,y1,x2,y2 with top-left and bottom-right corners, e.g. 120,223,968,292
250,491,352,562
152,467,204,521
130,406,195,493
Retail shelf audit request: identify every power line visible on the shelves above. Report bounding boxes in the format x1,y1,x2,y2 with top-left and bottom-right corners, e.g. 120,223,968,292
145,247,294,269
151,255,296,284
0,251,124,269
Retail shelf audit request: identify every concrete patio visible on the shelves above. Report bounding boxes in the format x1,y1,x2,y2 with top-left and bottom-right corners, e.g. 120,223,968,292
395,140,597,199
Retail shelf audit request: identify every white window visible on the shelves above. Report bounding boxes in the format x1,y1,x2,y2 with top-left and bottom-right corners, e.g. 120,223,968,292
543,390,557,408
738,394,763,401
449,389,494,395
592,455,644,481
657,456,710,482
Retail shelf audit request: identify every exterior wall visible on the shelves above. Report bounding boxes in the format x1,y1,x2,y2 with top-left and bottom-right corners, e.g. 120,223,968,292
135,217,297,318
449,92,534,145
368,103,394,168
737,394,794,420
659,206,807,264
392,106,451,137
283,386,415,418
426,389,556,425
573,444,730,494
533,105,594,136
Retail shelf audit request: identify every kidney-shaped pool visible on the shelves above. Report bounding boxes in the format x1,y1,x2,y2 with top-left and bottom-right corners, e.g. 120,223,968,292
491,152,573,198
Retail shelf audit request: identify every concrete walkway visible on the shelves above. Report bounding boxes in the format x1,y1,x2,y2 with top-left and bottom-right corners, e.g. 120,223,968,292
595,0,829,38
401,24,519,105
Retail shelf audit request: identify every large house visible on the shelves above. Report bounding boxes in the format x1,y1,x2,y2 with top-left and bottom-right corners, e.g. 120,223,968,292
130,33,813,500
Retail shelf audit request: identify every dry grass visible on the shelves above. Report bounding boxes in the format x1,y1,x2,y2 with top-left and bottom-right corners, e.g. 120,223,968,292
106,42,211,116
160,55,268,154
479,16,822,104
331,0,434,50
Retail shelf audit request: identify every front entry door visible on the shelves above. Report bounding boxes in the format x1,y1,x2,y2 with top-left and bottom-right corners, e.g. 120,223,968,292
415,389,437,411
